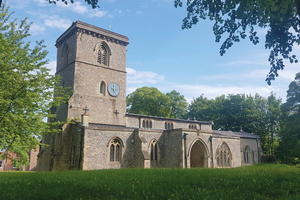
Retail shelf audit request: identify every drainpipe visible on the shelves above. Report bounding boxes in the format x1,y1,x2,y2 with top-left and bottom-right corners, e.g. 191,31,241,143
183,133,188,168
256,138,259,163
209,136,214,168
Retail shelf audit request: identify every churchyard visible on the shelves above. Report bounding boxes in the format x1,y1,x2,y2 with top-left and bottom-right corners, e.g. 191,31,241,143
0,164,299,199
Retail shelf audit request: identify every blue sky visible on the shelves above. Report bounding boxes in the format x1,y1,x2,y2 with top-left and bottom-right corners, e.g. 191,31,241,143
6,0,300,102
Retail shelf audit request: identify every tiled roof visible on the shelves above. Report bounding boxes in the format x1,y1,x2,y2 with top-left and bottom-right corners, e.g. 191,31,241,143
213,130,260,139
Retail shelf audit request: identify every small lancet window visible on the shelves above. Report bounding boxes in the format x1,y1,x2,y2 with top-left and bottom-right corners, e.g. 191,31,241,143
100,81,106,95
150,140,158,161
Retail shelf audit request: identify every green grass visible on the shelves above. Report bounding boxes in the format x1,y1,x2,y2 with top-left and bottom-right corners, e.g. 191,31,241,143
0,164,299,200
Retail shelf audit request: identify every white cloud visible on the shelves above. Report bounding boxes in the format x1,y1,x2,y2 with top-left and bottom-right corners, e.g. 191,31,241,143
127,68,164,84
45,61,56,76
219,60,269,67
54,1,107,18
89,10,107,17
32,0,47,6
44,18,72,30
114,9,122,14
29,24,46,34
136,11,142,15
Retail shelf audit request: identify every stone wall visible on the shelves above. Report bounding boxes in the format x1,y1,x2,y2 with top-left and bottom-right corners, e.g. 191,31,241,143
240,138,262,165
211,136,241,168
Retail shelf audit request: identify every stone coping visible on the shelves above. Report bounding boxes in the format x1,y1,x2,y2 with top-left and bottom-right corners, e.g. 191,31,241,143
56,20,129,47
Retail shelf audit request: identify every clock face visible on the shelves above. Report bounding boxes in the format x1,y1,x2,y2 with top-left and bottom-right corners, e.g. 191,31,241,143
107,83,120,97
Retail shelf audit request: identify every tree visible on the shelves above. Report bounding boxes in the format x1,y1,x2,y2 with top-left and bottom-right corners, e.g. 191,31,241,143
126,87,172,117
0,3,69,167
166,90,188,119
265,92,281,154
277,72,300,164
174,0,300,85
0,0,99,8
47,0,99,8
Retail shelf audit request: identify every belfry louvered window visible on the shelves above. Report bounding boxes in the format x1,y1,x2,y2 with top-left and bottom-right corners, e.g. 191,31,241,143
97,45,108,66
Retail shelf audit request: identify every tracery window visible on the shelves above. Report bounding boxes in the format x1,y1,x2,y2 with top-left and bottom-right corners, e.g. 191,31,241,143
109,138,122,162
150,140,158,161
142,120,152,128
244,146,251,164
165,122,174,129
62,43,69,67
216,142,232,168
100,81,106,95
97,44,109,66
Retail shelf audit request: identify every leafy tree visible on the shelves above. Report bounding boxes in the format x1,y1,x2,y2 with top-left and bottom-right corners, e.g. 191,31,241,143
126,87,172,117
174,0,299,85
265,92,281,154
166,90,188,119
0,0,99,8
0,3,69,167
47,0,99,8
277,72,300,164
186,94,220,122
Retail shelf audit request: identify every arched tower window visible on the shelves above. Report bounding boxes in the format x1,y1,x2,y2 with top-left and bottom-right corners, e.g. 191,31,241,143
244,146,251,164
109,138,122,162
100,81,106,95
62,43,69,67
216,142,232,168
150,140,159,161
95,42,111,66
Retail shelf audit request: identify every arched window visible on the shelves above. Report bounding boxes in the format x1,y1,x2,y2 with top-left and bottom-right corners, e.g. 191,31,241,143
109,138,122,162
100,81,106,95
216,142,232,168
62,43,69,67
142,120,152,128
150,140,159,161
244,146,251,164
165,122,174,129
95,42,111,66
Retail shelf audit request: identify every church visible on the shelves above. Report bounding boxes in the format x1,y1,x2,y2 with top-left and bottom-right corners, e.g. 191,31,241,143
36,21,262,171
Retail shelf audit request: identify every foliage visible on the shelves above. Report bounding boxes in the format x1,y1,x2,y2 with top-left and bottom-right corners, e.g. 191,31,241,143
261,155,277,163
0,2,69,166
0,165,299,199
126,87,172,117
46,0,99,9
166,90,188,119
174,0,300,85
187,93,282,154
277,72,300,164
127,87,188,118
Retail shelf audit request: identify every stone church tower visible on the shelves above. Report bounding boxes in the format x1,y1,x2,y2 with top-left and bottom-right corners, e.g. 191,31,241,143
55,21,128,126
37,21,262,171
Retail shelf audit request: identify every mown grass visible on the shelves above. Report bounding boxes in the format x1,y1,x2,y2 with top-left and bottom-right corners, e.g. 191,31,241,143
0,164,299,200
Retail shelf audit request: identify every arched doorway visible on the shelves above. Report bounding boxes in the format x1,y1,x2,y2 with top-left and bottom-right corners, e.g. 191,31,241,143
190,141,208,168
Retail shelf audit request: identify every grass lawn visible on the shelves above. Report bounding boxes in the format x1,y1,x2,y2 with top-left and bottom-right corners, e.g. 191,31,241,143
0,164,299,200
